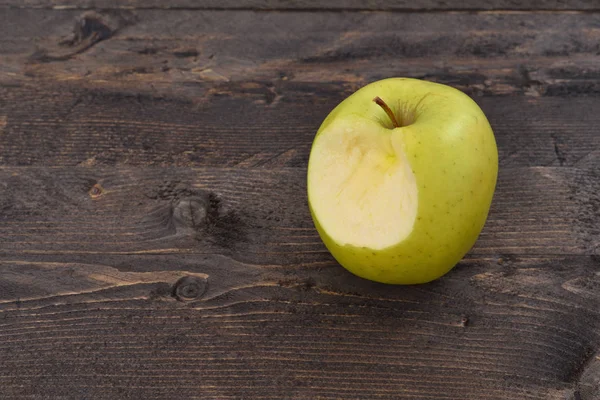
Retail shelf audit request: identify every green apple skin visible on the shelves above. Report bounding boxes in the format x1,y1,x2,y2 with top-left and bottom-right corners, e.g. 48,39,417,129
307,78,498,284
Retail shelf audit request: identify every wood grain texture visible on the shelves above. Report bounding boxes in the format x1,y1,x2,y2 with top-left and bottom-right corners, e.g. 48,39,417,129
0,166,598,259
3,9,600,95
1,0,599,11
0,165,597,398
2,10,600,167
1,4,600,400
0,255,599,400
1,86,599,168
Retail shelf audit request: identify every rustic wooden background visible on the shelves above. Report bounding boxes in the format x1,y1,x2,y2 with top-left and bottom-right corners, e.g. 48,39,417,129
1,1,599,399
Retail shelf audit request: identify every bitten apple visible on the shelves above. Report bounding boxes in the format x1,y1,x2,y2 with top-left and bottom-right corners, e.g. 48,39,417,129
307,78,498,284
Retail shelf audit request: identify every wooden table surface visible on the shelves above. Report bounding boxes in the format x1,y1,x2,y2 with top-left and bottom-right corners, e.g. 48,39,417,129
1,1,600,399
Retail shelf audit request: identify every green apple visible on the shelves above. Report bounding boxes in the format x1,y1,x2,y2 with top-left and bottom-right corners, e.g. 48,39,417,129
307,78,498,284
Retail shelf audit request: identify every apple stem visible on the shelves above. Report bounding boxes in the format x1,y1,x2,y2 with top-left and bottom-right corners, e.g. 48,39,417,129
373,96,400,128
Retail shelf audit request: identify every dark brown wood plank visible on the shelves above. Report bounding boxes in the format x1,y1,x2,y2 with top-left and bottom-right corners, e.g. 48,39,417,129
0,0,598,11
0,254,599,400
2,9,600,94
0,166,598,263
1,85,599,168
1,10,600,167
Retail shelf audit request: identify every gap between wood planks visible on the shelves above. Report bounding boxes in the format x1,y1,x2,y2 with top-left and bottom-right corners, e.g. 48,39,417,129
1,0,600,12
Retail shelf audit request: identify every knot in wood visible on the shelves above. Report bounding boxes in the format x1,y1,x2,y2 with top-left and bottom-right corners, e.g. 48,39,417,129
173,276,207,301
73,13,113,46
172,197,208,230
89,183,104,198
460,316,470,327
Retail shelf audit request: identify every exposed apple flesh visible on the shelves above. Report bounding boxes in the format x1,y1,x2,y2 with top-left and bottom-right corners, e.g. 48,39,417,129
309,117,418,250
